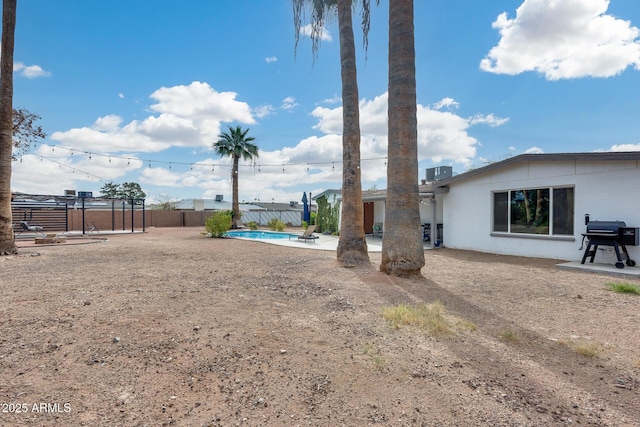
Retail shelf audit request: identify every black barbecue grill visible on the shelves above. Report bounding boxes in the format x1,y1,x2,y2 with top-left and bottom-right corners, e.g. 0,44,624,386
581,221,638,269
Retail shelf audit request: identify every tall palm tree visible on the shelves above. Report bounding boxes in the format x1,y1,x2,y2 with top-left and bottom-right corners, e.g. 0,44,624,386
293,0,372,266
380,0,424,277
0,0,18,256
213,126,259,229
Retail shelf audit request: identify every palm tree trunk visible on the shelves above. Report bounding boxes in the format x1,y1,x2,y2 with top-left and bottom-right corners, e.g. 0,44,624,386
336,0,369,265
0,0,18,255
380,0,424,277
231,154,240,229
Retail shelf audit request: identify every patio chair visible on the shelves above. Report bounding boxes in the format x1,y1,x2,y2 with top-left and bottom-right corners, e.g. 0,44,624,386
85,222,99,233
296,224,319,242
372,222,383,239
17,221,45,236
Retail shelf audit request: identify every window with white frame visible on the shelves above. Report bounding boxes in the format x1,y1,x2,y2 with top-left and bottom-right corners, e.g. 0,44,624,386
493,187,574,236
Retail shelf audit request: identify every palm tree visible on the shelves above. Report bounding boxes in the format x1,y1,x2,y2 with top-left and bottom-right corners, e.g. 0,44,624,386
380,0,425,277
0,0,18,256
213,126,259,229
293,0,372,266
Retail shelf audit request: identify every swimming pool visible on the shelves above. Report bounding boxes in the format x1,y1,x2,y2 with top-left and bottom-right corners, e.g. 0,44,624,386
225,230,297,240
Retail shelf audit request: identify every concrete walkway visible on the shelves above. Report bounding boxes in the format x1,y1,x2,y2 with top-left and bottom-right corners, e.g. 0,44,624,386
556,261,640,278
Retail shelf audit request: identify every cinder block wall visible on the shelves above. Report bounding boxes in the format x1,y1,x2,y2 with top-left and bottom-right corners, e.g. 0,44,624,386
66,209,214,231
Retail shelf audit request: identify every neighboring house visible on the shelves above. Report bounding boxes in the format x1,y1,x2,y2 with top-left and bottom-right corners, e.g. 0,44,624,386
168,198,263,212
325,152,640,262
312,189,342,205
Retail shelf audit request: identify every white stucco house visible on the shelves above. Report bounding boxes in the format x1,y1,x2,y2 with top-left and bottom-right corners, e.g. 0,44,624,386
362,151,640,262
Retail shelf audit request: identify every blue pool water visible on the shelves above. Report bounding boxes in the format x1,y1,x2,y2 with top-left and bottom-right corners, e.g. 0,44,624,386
225,230,296,240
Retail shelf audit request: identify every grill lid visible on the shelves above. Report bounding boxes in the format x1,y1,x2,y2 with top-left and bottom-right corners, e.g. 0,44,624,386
586,220,627,234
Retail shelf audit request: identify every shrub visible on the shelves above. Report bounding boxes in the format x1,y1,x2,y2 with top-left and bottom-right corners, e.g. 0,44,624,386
247,221,259,230
205,211,232,237
302,220,308,230
267,218,286,231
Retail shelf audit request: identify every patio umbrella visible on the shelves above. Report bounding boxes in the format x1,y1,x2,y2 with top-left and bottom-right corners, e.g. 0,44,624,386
301,192,311,224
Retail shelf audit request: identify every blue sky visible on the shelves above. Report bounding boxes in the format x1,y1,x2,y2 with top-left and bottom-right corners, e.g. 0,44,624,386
8,0,640,204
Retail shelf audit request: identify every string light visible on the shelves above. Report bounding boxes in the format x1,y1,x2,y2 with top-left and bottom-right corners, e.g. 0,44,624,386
29,144,388,176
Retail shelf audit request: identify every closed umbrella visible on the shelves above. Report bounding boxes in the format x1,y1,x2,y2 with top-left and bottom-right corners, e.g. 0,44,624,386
301,192,310,224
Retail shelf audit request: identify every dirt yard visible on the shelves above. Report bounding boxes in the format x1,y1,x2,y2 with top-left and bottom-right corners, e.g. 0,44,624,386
1,227,639,426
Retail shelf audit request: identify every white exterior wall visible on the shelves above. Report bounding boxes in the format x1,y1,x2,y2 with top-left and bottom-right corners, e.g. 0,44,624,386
373,201,385,223
443,160,640,261
418,194,444,225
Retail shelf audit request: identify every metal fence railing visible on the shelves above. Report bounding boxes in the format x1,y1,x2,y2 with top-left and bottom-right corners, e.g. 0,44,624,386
242,210,303,227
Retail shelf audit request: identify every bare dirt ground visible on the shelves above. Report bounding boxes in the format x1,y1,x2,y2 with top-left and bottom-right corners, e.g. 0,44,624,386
1,227,639,426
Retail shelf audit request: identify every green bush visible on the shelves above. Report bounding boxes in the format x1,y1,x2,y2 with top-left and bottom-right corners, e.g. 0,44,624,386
247,221,259,230
205,211,232,237
302,220,308,230
267,218,286,231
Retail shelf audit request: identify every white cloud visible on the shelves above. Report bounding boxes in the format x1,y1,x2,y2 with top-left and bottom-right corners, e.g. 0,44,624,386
468,113,510,128
265,56,278,63
311,92,507,167
320,94,341,105
13,62,51,78
13,85,505,202
480,0,640,80
609,143,640,151
432,97,460,110
524,146,544,154
51,81,256,153
254,105,275,118
118,93,125,99
281,96,298,111
149,81,255,123
299,23,333,42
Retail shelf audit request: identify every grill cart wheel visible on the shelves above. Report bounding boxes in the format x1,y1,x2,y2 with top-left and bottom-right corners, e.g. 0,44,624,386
615,262,625,269
627,260,636,267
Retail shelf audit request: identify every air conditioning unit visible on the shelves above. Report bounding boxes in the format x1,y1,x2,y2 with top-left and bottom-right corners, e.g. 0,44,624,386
215,194,224,202
426,166,453,182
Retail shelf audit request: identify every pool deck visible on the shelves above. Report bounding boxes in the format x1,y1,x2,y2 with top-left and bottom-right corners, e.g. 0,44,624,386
229,233,436,253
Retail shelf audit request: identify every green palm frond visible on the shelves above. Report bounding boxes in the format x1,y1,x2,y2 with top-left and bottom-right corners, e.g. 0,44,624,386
213,126,259,162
